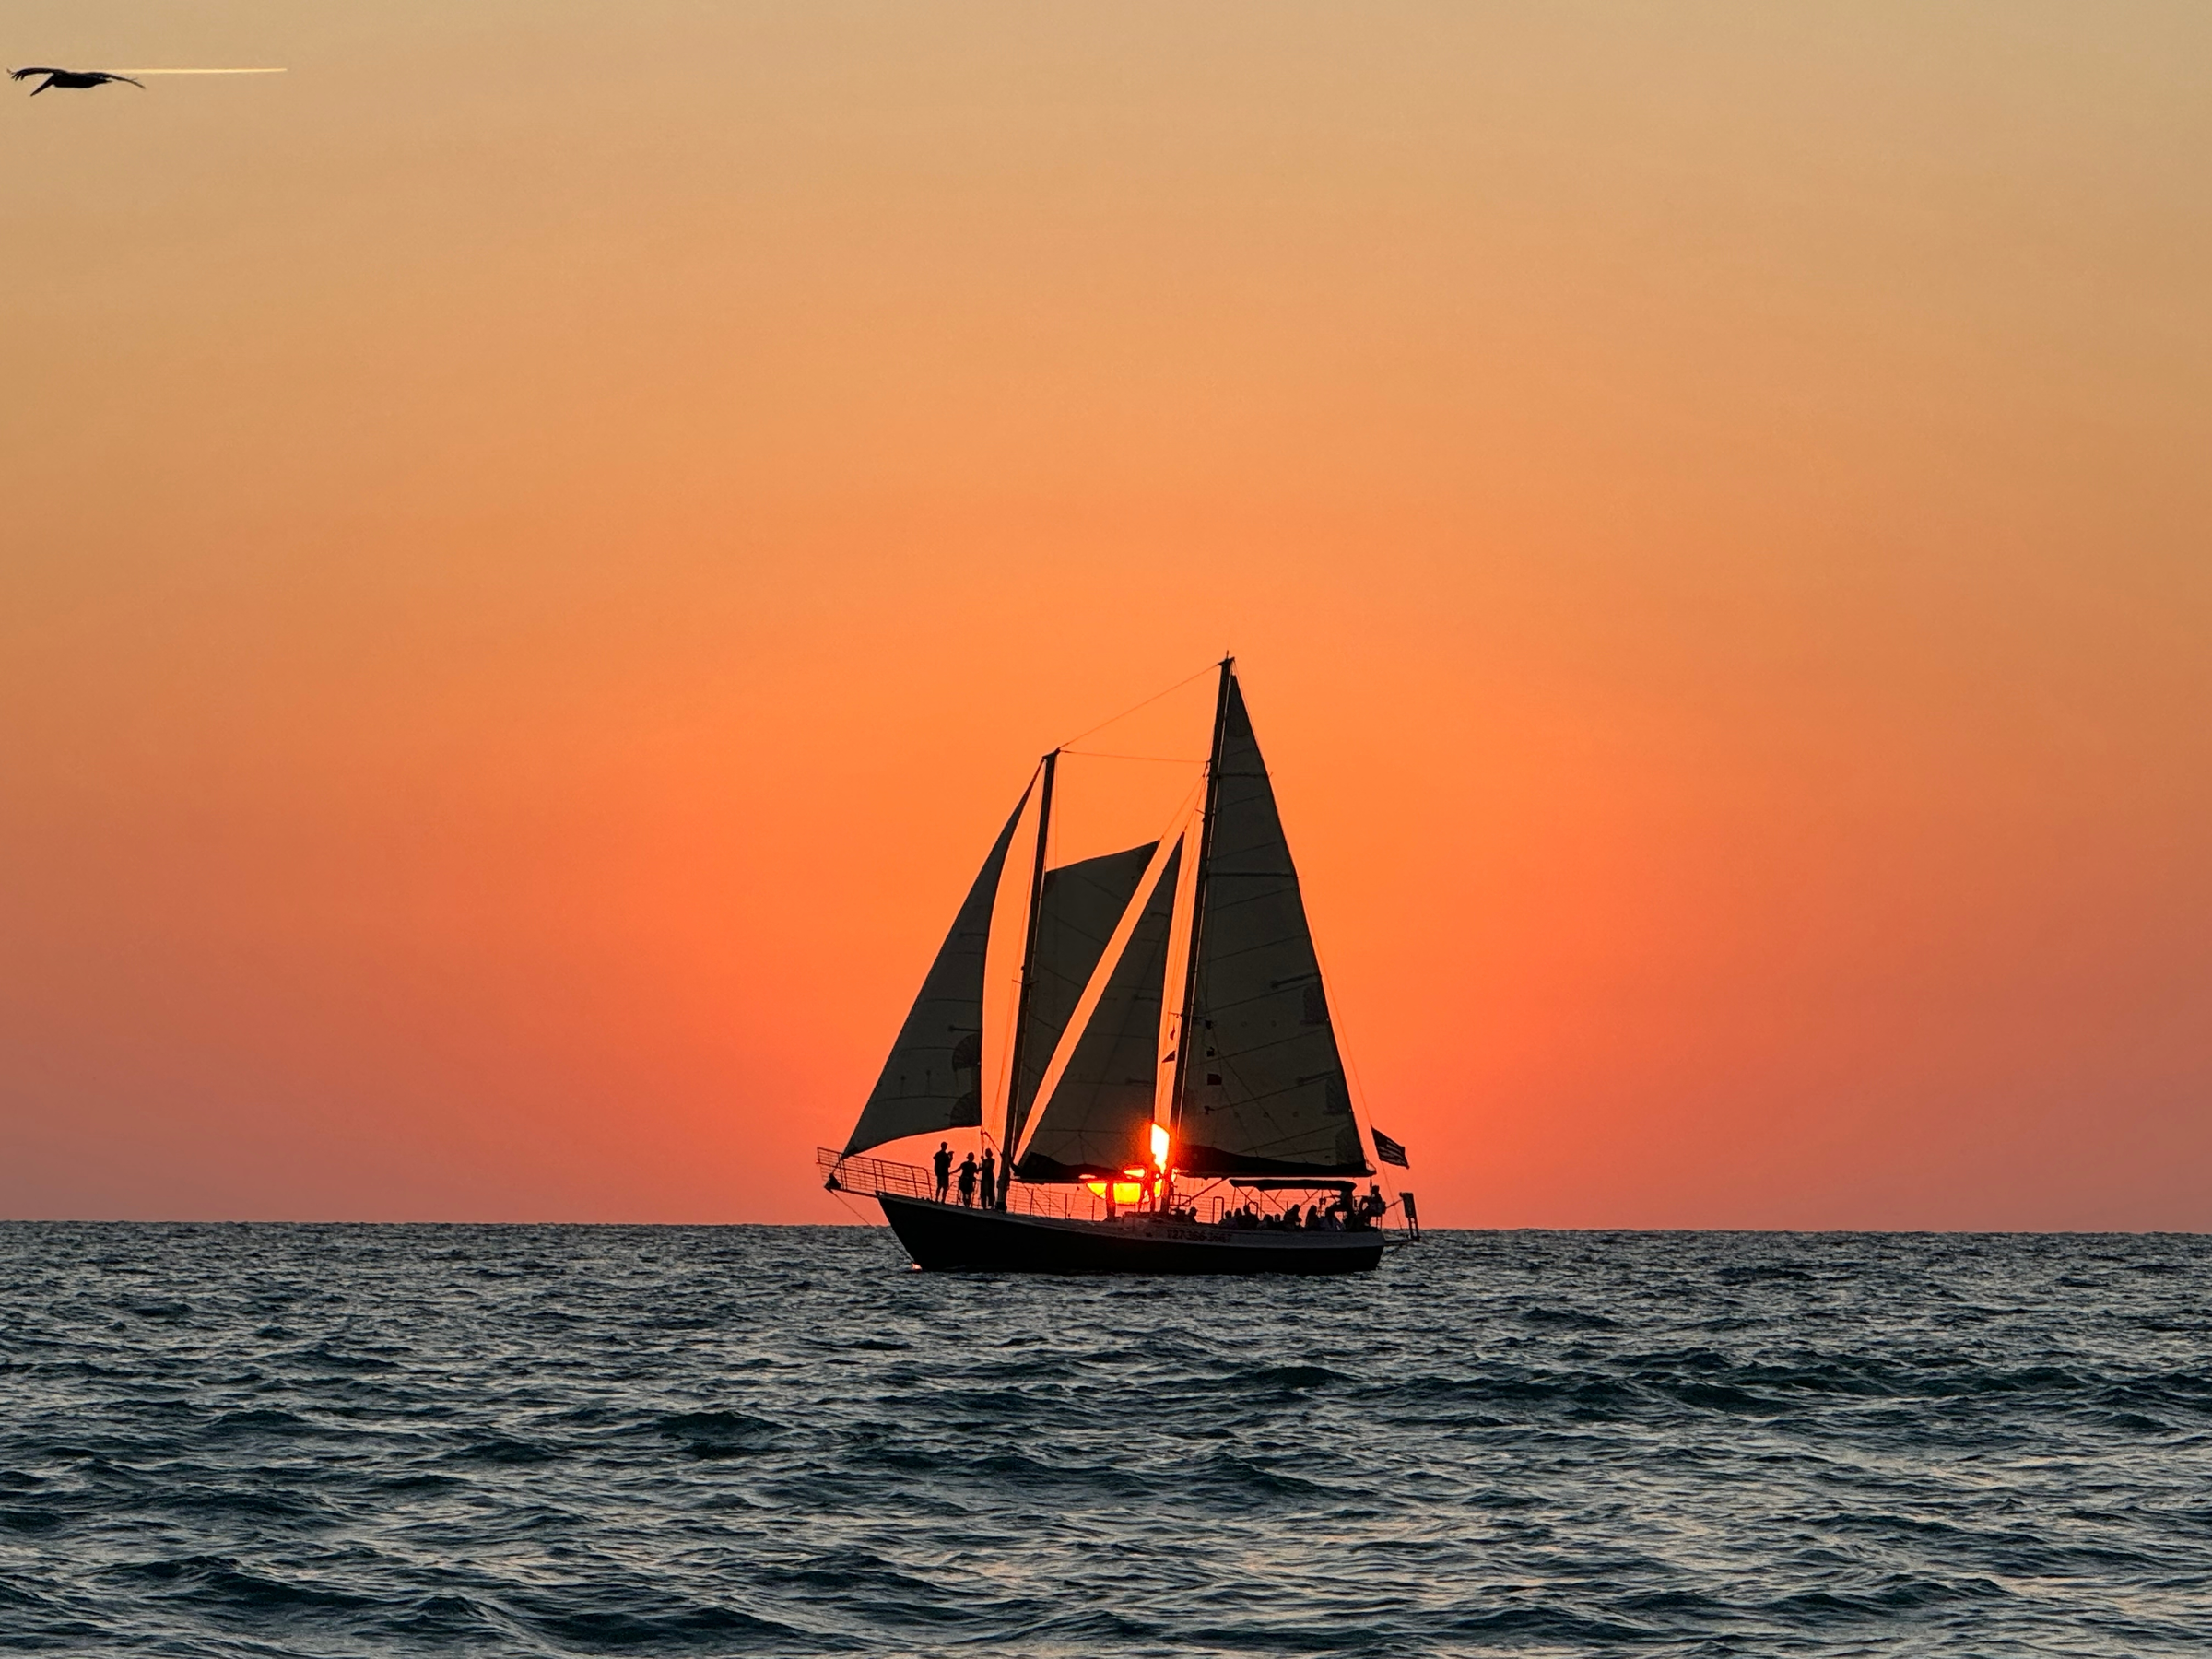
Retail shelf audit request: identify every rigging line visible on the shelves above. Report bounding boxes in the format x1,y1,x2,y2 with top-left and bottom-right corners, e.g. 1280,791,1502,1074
1053,662,1219,752
824,1182,879,1228
1060,749,1206,764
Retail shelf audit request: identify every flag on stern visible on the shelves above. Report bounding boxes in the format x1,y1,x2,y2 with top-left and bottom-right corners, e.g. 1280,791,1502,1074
1372,1128,1410,1168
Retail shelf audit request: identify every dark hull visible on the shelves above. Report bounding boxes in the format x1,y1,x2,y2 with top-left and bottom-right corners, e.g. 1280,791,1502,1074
877,1193,1386,1275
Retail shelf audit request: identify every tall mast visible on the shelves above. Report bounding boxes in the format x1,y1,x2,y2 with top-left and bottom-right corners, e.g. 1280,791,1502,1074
1168,657,1236,1139
997,747,1058,1204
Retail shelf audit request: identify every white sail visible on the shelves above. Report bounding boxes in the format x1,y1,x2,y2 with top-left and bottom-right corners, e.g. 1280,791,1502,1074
843,782,1032,1158
1006,841,1158,1152
1017,842,1182,1181
1174,677,1368,1175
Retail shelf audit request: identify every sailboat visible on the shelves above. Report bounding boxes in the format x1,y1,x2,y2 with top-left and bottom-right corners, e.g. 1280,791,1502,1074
818,659,1418,1274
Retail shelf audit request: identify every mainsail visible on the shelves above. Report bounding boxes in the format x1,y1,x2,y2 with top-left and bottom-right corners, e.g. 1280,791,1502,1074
842,782,1032,1158
1172,674,1369,1175
1017,841,1182,1182
1005,841,1159,1154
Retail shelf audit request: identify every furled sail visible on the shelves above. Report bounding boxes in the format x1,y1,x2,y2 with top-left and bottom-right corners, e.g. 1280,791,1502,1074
1174,677,1369,1175
843,782,1032,1158
1006,841,1158,1154
1017,842,1182,1182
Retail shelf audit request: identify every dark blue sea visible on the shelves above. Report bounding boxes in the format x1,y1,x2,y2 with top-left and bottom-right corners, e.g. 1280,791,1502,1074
2,1226,2207,1656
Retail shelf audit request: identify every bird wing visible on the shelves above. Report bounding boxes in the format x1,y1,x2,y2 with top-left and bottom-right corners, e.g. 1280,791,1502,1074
10,67,64,79
106,75,147,88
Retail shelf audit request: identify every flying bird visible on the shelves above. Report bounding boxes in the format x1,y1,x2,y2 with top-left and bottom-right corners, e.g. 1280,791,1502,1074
11,65,285,96
10,67,145,95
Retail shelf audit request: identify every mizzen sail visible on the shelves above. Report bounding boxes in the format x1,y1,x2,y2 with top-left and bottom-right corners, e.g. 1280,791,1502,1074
1173,675,1368,1176
1017,841,1182,1182
843,782,1032,1157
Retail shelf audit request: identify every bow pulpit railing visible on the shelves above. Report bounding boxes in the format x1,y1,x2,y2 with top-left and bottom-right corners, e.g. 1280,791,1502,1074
815,1148,1111,1222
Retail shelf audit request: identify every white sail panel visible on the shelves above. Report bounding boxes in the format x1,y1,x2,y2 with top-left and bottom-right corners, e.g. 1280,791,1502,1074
843,783,1032,1157
1006,841,1158,1150
1018,843,1182,1182
1176,678,1368,1175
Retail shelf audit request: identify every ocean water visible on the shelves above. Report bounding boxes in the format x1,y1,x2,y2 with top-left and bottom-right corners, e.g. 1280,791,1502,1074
1,1226,2206,1656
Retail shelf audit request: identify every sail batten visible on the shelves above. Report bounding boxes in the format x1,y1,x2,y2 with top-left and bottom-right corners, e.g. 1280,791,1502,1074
841,782,1032,1159
1171,674,1369,1177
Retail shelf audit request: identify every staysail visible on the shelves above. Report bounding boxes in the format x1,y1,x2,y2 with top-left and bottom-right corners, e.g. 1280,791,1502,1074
1173,673,1369,1175
1017,841,1182,1182
843,782,1032,1158
1005,841,1158,1154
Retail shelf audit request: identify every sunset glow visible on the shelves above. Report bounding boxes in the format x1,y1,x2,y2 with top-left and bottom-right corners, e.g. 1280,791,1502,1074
4,2,2209,1227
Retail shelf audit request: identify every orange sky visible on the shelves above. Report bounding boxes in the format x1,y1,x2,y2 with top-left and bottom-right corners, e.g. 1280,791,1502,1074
4,3,2209,1226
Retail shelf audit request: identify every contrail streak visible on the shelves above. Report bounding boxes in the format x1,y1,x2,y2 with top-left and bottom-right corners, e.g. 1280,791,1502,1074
112,68,289,76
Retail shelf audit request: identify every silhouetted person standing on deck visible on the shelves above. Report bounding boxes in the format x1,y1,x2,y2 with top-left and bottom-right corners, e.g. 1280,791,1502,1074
957,1154,979,1207
933,1142,953,1203
978,1148,997,1210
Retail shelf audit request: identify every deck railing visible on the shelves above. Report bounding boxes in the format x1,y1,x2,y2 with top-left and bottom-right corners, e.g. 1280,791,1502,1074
816,1148,1112,1222
817,1147,1418,1239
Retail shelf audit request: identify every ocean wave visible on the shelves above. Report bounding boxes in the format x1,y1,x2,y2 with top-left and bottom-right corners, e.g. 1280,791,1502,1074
654,1409,787,1457
0,1224,2207,1656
